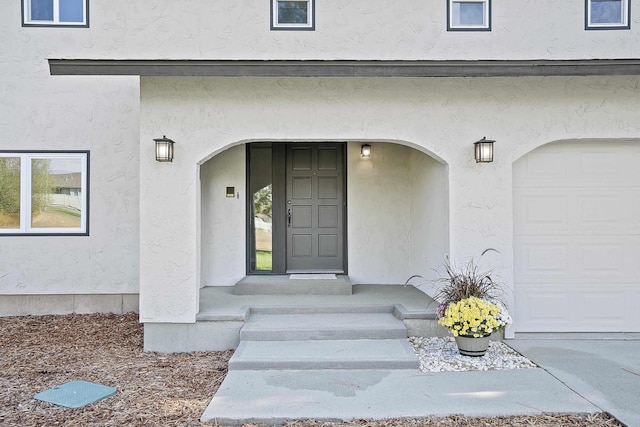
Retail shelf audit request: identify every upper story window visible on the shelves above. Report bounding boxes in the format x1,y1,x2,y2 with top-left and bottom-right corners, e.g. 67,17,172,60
0,151,89,236
447,0,491,31
22,0,89,27
586,0,630,29
271,0,315,30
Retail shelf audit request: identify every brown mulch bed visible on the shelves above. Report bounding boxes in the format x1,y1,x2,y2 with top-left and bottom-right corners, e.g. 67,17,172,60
0,313,621,427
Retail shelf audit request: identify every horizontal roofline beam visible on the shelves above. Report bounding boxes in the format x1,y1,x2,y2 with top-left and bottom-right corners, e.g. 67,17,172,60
48,59,640,77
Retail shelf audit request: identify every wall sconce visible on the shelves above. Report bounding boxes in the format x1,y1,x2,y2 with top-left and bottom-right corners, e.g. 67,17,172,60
361,144,371,158
154,135,175,162
474,137,494,163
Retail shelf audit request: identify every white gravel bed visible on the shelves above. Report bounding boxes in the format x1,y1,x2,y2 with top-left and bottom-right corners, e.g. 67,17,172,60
409,336,538,373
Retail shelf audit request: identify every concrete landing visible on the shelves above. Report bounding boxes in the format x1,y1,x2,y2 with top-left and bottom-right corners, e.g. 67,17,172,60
234,275,352,295
201,368,598,425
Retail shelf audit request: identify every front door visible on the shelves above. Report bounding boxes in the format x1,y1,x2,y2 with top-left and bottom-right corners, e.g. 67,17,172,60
286,143,345,273
247,142,346,274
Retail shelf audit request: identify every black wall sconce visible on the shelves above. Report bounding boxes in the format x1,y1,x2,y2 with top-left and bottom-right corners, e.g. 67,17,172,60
154,136,175,162
361,144,371,158
474,137,494,163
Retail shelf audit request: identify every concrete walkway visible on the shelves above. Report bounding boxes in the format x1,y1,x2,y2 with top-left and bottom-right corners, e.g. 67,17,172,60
202,339,640,426
508,339,640,427
196,286,639,426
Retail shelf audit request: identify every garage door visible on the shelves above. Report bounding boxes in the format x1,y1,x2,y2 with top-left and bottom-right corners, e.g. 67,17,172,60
513,140,640,332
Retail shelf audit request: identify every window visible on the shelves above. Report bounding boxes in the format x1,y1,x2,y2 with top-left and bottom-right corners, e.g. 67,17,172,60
447,0,491,31
586,0,630,29
271,0,314,30
22,0,89,27
0,152,89,235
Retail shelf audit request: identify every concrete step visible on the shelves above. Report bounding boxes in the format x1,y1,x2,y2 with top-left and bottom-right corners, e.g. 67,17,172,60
229,339,419,370
240,312,408,341
234,275,352,295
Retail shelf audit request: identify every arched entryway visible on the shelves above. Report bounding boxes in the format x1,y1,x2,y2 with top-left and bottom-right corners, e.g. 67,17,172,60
199,140,449,286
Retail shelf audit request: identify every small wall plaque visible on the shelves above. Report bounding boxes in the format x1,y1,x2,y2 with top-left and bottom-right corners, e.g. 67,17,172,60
226,187,235,198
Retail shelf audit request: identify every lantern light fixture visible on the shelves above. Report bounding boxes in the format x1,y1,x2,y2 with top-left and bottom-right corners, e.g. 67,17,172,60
154,135,175,162
474,137,494,163
361,144,371,158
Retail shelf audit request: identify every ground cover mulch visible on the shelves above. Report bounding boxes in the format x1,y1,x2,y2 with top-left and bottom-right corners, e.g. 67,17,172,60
0,313,622,427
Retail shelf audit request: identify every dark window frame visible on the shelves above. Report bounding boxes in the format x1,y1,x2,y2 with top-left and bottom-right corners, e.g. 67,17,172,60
447,0,492,32
271,0,315,31
585,0,630,30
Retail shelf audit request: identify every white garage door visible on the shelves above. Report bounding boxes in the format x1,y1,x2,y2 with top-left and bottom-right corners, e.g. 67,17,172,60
513,141,640,332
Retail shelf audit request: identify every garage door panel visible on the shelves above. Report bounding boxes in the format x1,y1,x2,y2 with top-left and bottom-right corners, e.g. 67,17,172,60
514,192,568,234
514,140,640,333
515,188,640,235
514,283,639,332
515,235,640,283
514,141,640,188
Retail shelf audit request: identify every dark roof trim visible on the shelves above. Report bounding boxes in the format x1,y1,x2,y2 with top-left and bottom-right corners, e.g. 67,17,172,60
48,59,640,77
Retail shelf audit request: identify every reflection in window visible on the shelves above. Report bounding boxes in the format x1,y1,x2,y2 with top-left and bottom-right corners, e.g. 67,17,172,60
249,144,272,272
23,0,89,26
448,0,491,31
0,152,88,235
253,184,273,271
0,157,21,229
31,157,83,229
586,0,629,29
271,0,314,30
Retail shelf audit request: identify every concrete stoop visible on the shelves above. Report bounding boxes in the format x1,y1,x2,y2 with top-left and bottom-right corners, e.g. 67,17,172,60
201,308,420,425
233,275,353,295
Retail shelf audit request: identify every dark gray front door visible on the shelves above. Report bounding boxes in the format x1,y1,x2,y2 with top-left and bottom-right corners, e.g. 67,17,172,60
286,143,345,273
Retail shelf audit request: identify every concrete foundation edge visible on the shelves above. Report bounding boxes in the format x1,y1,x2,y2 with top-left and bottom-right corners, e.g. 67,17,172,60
0,293,139,316
144,321,243,353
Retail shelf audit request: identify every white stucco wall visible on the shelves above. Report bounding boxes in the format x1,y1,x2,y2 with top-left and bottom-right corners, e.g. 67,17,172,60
14,0,637,61
139,75,640,323
0,5,140,301
200,145,246,286
347,142,449,285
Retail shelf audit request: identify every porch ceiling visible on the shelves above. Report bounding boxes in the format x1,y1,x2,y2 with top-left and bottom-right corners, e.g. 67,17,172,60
48,59,640,77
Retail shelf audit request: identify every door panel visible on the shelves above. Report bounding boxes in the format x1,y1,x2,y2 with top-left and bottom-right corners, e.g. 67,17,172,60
286,143,345,273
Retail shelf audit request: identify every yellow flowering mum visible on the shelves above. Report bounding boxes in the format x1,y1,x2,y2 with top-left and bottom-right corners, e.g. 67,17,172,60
437,296,502,337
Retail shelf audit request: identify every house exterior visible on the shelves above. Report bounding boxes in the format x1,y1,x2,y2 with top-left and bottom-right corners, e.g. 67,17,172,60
1,0,639,349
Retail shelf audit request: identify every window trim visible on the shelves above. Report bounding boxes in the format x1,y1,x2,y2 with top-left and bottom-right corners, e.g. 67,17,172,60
0,151,90,236
22,0,90,28
447,0,491,32
585,0,630,30
271,0,315,31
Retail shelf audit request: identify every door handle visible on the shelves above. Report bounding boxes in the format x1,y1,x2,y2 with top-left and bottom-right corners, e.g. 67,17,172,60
288,208,291,227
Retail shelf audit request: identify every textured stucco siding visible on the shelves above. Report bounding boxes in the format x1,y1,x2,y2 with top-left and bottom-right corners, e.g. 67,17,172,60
2,0,640,322
4,1,640,63
0,4,141,299
139,75,640,323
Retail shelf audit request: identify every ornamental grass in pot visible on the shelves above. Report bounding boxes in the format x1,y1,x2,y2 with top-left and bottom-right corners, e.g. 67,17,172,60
409,248,512,357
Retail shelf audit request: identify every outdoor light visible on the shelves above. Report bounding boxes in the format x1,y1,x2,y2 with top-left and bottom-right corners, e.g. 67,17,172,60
474,137,494,163
361,144,371,158
154,135,175,162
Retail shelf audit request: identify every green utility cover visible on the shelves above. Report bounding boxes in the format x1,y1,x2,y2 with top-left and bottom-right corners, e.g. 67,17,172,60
34,380,116,408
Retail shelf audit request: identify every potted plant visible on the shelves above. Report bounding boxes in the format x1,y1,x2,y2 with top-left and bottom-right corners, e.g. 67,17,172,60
408,248,511,356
